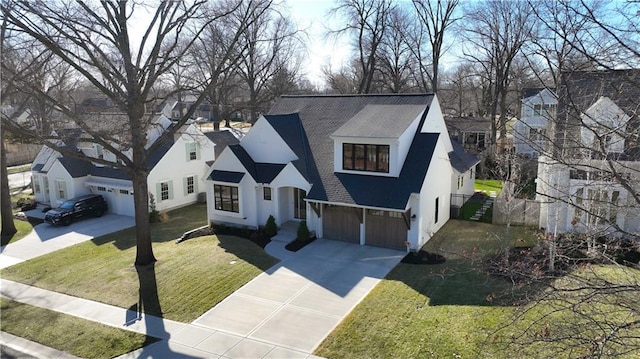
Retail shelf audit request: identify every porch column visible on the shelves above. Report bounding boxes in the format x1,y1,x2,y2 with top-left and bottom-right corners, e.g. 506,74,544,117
273,187,281,226
360,208,366,246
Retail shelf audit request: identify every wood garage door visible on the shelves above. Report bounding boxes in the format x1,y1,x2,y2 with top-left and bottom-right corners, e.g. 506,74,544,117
365,210,407,250
323,205,360,243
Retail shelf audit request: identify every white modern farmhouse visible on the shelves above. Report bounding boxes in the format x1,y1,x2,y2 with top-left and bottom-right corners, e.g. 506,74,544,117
205,94,477,251
537,70,640,236
31,114,236,216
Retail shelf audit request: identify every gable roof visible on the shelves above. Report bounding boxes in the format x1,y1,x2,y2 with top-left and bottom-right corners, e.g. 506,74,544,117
267,94,435,207
445,117,492,133
228,144,286,183
262,113,317,183
449,139,480,173
332,104,426,138
522,87,556,100
204,130,240,158
556,69,640,157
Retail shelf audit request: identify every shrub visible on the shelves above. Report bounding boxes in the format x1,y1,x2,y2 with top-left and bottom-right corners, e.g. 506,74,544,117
265,215,277,237
148,193,160,223
296,220,310,242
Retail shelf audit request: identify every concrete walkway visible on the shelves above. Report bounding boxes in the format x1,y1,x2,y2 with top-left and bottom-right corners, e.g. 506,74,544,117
1,221,404,358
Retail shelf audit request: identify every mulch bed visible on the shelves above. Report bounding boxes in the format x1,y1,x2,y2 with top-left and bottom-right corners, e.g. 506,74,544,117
285,237,317,252
401,250,446,265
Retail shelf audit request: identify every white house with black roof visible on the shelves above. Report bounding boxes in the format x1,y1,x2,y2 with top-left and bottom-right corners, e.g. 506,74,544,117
205,94,478,251
31,115,238,216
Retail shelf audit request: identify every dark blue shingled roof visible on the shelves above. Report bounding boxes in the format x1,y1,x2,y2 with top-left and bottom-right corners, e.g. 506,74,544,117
228,145,286,183
449,139,480,173
333,133,439,209
268,94,435,207
210,170,245,183
58,156,94,178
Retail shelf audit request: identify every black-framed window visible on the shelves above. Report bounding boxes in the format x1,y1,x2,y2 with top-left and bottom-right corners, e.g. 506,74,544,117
343,143,389,173
214,184,239,213
263,187,272,200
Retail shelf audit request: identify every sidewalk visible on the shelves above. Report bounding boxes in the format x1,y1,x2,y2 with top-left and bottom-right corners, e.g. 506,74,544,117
1,223,403,358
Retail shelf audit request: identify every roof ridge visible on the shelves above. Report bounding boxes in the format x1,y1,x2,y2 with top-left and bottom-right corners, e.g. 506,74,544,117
280,93,434,98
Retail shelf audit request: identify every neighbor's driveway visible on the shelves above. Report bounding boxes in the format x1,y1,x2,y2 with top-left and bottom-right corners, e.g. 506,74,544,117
0,214,135,269
186,239,405,357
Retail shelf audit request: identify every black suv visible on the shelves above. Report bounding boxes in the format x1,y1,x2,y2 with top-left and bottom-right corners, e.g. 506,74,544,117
45,194,108,226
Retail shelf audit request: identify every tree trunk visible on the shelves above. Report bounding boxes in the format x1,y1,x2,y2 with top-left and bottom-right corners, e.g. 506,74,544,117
132,171,156,265
1,129,17,238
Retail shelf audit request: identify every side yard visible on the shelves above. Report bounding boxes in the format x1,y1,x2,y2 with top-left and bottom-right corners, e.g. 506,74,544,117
315,220,640,358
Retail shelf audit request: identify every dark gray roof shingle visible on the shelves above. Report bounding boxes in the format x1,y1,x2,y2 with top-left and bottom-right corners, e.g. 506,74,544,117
268,94,436,208
204,131,240,158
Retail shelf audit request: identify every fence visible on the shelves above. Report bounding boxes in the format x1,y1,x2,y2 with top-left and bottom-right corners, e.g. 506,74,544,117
492,190,540,226
5,143,41,166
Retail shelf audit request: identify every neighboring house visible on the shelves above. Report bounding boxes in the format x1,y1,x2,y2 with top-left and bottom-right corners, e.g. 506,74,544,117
536,70,640,235
514,88,557,157
31,114,237,216
445,116,492,154
205,94,478,251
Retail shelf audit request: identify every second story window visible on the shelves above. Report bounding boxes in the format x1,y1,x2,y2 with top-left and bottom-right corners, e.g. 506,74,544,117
343,143,389,173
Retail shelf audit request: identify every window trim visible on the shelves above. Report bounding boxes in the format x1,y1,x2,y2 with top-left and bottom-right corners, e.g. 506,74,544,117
214,184,240,213
342,143,390,173
186,176,195,194
263,186,272,201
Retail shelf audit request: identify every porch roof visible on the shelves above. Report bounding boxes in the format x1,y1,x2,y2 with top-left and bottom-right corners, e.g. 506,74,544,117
209,170,245,183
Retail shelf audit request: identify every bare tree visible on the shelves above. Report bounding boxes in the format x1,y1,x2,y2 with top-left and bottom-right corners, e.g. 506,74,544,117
235,3,303,121
329,0,394,94
0,0,265,265
411,0,459,93
463,0,534,145
374,6,413,93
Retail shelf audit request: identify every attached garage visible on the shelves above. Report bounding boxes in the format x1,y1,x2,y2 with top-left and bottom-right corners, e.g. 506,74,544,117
323,205,361,243
85,181,135,216
365,210,408,250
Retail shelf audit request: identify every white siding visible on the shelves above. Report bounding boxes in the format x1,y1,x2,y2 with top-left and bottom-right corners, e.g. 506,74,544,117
241,116,297,164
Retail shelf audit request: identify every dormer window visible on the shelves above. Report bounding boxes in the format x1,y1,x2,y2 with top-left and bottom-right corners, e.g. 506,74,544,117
343,143,389,173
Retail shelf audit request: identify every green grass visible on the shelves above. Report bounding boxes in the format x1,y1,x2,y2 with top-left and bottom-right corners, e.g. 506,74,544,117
0,218,33,246
315,220,630,359
1,298,157,359
475,179,503,194
1,204,279,322
7,164,31,174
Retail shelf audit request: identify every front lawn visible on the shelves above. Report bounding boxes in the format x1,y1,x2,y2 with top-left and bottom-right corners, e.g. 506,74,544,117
1,204,279,322
315,220,640,359
1,298,157,359
0,218,33,246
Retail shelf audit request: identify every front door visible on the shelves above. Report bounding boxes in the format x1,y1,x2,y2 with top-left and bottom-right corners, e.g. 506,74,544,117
294,188,306,219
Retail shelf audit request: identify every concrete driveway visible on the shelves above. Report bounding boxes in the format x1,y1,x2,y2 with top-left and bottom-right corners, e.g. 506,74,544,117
0,214,135,269
189,239,405,356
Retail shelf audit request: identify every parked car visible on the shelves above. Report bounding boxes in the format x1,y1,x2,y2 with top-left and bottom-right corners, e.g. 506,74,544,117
44,194,108,226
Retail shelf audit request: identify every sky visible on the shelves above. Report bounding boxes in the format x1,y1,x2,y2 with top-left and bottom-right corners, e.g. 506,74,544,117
284,0,350,86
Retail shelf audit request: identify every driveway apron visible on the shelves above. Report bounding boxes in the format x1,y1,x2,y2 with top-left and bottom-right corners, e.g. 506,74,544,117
192,239,405,354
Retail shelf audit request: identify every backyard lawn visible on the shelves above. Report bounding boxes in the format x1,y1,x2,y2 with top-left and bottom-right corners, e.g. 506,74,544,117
475,178,502,195
315,220,639,359
1,204,279,323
